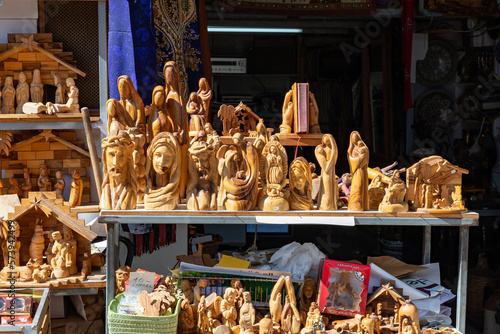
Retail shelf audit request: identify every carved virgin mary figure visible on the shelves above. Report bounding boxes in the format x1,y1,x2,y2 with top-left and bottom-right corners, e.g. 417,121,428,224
347,131,369,211
186,92,206,132
217,133,259,211
187,132,218,210
315,134,338,210
100,130,137,210
149,85,174,141
289,157,313,210
258,136,289,211
144,132,180,210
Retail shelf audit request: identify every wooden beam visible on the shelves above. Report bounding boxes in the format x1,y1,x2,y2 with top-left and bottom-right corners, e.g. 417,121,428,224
10,133,46,152
33,45,86,77
50,135,92,159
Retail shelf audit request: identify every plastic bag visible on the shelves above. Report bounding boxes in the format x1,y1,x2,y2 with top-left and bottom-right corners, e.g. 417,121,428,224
267,242,326,280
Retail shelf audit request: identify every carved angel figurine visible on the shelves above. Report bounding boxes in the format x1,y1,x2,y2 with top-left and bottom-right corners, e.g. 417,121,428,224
315,134,338,210
259,136,289,211
217,133,259,211
144,132,180,210
289,157,313,210
347,131,369,211
187,132,218,210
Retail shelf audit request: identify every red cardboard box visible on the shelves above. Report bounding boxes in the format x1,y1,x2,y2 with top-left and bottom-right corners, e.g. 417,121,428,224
1,314,32,325
0,294,33,316
317,259,371,317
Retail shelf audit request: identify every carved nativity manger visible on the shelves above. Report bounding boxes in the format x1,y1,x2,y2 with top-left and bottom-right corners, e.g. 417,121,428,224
0,192,97,287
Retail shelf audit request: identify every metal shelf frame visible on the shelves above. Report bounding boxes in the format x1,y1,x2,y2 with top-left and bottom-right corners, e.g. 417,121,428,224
99,210,478,334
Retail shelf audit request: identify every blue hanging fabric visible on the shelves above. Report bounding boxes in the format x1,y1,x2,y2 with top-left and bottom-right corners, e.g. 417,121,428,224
153,0,205,101
108,0,160,105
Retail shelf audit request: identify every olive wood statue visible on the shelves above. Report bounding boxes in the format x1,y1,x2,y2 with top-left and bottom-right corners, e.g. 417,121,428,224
398,300,421,334
46,78,79,114
217,133,259,211
299,277,317,324
198,295,211,334
197,77,213,122
239,291,255,334
29,219,44,266
54,73,66,104
54,171,65,200
21,168,32,198
16,71,29,114
144,132,180,210
30,69,44,103
69,169,83,207
289,157,313,210
186,92,205,132
259,136,289,211
50,231,70,279
379,170,408,213
187,131,218,210
282,296,301,334
100,130,137,210
315,134,338,210
347,131,369,211
259,314,273,334
194,279,208,306
220,287,238,328
115,265,131,296
37,164,52,191
2,76,15,114
149,85,175,141
62,225,78,275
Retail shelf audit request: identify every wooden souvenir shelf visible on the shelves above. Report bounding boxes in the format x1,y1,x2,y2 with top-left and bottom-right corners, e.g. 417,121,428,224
99,209,478,334
0,113,100,130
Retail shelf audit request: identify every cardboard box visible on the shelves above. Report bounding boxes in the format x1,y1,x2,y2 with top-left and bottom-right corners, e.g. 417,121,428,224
1,314,31,325
0,293,33,316
317,259,371,317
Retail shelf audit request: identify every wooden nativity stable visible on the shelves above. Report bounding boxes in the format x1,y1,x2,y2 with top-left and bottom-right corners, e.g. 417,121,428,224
2,192,97,286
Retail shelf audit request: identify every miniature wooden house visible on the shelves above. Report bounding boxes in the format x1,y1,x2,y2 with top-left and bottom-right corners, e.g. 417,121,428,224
366,282,405,317
218,102,261,136
7,193,96,275
0,33,85,85
406,155,468,212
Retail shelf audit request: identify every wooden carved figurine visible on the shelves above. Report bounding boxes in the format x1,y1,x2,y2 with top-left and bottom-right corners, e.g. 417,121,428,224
259,136,289,211
368,176,386,210
198,295,211,334
220,287,238,328
37,164,52,191
30,69,44,103
282,296,301,334
179,294,196,334
101,130,137,210
315,134,338,210
144,132,180,210
186,92,205,132
270,276,284,324
301,302,321,334
187,131,218,210
379,170,408,213
50,231,70,278
7,177,20,197
54,73,66,104
280,84,321,134
280,90,294,133
289,157,313,210
299,277,318,324
239,291,255,334
194,279,208,306
81,251,91,279
62,225,78,275
217,133,259,211
29,219,44,265
164,61,189,200
69,169,83,207
347,131,369,211
21,168,32,198
398,300,421,334
129,127,147,203
46,78,79,114
149,85,174,141
308,92,321,133
115,265,131,295
181,279,195,304
259,314,273,334
16,71,29,114
197,77,213,122
1,220,21,268
451,186,465,209
54,171,66,200
205,123,221,153
44,230,55,266
2,77,15,114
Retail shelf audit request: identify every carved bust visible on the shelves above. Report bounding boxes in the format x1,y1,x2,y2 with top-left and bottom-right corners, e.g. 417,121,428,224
100,130,137,210
144,132,180,210
289,157,313,210
259,136,289,211
217,133,259,211
187,132,218,210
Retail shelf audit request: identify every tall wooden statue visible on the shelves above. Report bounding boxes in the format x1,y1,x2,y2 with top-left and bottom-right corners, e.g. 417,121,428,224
100,130,137,210
164,61,189,199
16,71,29,114
217,133,259,211
259,136,289,211
289,157,313,211
187,131,218,210
347,131,369,211
315,134,338,210
144,132,180,210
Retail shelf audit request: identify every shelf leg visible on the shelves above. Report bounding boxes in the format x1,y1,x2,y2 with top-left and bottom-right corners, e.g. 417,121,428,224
105,223,120,334
456,226,469,333
422,225,431,264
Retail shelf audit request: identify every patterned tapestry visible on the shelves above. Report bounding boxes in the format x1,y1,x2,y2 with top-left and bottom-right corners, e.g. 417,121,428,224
153,0,205,102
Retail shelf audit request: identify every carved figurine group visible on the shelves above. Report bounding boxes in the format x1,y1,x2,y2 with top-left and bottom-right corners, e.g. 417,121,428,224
171,276,421,334
102,61,468,214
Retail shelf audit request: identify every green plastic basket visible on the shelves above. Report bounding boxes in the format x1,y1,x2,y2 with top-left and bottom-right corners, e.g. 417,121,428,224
108,293,181,334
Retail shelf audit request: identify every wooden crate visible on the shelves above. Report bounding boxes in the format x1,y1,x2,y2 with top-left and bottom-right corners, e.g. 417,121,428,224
0,288,50,334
